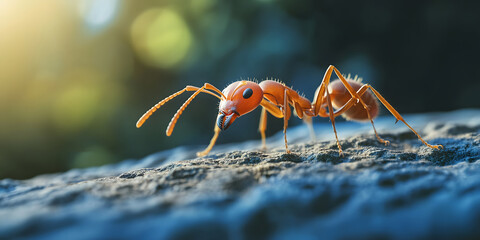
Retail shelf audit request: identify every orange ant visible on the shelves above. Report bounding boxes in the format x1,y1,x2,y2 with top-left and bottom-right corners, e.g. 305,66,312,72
137,65,443,157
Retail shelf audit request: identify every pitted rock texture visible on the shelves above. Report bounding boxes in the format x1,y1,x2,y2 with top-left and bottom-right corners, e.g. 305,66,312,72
1,110,480,239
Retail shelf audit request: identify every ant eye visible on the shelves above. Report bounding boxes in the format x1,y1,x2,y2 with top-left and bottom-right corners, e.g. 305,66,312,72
243,88,253,99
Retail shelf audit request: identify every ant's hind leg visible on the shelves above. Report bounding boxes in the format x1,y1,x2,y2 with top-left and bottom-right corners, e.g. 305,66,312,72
197,125,221,157
365,85,443,150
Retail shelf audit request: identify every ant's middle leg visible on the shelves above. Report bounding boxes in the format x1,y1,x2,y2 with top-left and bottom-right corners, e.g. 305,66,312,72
325,87,344,155
329,85,390,145
360,85,443,150
313,65,365,116
313,66,389,147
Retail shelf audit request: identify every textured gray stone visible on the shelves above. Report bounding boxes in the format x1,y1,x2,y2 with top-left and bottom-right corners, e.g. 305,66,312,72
1,109,480,239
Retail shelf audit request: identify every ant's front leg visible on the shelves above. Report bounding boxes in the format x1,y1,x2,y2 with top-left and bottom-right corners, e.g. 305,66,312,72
259,98,285,151
259,107,267,150
197,124,221,157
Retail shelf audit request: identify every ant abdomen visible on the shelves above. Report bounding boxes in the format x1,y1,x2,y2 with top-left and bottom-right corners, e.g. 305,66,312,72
328,79,379,121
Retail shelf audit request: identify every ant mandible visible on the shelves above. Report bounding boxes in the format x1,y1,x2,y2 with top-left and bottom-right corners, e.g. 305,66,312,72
136,65,443,157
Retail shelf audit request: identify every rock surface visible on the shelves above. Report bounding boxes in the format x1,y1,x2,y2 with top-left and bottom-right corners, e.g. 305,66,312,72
1,109,480,239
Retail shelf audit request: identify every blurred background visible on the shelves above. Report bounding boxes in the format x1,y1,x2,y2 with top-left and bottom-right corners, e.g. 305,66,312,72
0,0,479,179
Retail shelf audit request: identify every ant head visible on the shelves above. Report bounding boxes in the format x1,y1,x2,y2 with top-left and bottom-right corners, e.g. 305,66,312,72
217,81,263,130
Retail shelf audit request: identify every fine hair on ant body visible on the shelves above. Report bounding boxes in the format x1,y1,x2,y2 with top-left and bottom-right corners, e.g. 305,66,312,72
137,65,443,157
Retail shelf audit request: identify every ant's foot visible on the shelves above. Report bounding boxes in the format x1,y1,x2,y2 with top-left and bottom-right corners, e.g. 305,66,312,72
260,146,267,152
380,139,390,146
196,151,209,157
432,144,444,150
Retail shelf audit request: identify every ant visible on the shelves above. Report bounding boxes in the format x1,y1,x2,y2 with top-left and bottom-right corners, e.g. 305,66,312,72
137,65,443,157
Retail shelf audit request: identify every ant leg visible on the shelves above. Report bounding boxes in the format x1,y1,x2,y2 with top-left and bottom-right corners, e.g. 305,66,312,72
318,66,389,146
363,85,443,150
259,98,292,151
260,98,284,118
325,88,343,156
197,125,221,157
330,86,390,145
330,67,374,119
283,89,292,153
313,65,364,115
259,107,268,150
315,66,439,149
260,98,289,150
290,99,316,141
293,102,304,119
331,66,366,103
136,84,221,128
313,65,335,115
311,65,349,154
313,65,369,115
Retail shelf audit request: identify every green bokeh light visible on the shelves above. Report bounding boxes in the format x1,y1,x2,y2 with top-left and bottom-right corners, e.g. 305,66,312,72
71,146,115,169
131,8,193,69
